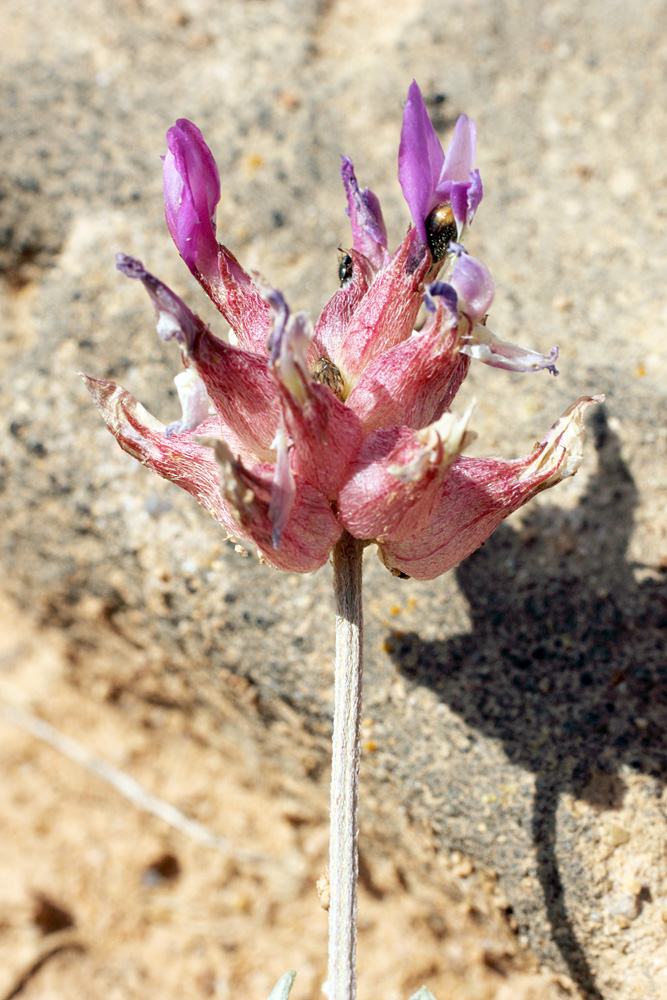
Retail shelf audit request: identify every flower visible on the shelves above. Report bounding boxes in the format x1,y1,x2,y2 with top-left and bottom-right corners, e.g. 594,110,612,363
398,80,483,258
83,85,601,580
162,119,220,278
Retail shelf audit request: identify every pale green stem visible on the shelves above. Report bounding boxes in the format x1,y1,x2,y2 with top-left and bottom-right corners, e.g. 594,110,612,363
328,531,365,1000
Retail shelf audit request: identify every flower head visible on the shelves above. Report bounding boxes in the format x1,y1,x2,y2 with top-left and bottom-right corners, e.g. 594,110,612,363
84,84,600,580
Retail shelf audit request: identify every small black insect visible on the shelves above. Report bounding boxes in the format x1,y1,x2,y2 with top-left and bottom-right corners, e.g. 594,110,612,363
337,252,354,286
425,202,458,261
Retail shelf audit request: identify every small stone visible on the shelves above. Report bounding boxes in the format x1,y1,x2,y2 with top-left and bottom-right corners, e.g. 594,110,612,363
454,857,474,878
607,823,630,848
607,892,640,922
32,894,75,935
142,852,181,886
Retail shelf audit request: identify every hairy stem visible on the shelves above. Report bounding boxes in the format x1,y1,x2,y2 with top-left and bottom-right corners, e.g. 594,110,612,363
328,532,365,1000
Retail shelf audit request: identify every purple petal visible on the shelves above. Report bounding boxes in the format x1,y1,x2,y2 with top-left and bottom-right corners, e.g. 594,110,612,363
439,115,477,185
438,117,482,235
265,288,312,399
424,281,459,316
340,156,388,270
399,88,483,249
398,80,445,243
449,182,469,234
449,253,494,323
466,169,483,224
163,119,220,275
461,326,559,374
116,253,202,353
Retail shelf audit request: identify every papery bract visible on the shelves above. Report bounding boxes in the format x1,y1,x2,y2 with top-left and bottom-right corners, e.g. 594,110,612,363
377,395,603,580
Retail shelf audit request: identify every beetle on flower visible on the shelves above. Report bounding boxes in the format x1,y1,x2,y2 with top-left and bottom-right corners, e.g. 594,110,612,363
83,80,600,581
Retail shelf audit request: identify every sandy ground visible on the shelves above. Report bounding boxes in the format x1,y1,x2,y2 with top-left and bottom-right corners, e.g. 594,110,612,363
0,594,577,1000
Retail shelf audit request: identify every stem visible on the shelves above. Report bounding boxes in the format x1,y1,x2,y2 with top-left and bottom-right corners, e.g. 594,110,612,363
328,532,365,1000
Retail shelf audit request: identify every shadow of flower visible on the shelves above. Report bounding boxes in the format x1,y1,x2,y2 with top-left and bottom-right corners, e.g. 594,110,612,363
386,408,667,998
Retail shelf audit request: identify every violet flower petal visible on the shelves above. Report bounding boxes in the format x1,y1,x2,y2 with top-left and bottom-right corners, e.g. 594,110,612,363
440,114,477,185
163,123,272,353
463,169,483,229
398,82,483,246
398,80,446,244
340,156,389,271
116,253,203,354
423,280,458,316
461,325,559,374
439,117,482,235
163,119,220,277
448,253,494,323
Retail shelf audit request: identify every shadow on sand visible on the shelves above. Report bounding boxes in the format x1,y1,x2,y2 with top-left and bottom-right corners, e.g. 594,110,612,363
387,409,667,998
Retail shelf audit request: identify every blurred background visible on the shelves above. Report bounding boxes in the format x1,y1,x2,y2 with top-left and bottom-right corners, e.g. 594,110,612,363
1,1,666,998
